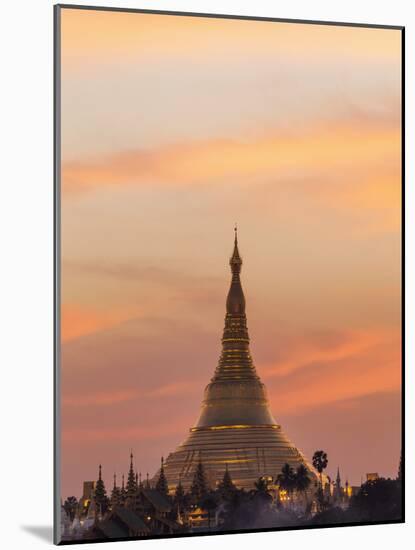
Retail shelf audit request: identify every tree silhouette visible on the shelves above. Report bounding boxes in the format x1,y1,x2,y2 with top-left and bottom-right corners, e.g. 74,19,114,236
120,474,127,504
126,453,137,497
277,463,296,498
155,457,169,496
349,478,402,522
190,459,208,505
312,450,328,487
254,476,269,494
398,451,402,481
174,479,186,506
200,493,218,530
253,476,272,507
63,496,78,522
294,464,311,509
94,464,109,516
110,474,121,510
218,465,236,500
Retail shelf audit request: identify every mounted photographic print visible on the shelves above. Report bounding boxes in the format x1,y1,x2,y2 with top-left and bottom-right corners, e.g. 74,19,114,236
54,4,404,545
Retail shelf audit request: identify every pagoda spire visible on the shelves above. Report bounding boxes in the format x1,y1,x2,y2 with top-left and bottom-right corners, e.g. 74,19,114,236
214,226,258,381
126,451,137,497
110,473,121,509
120,474,126,503
156,456,169,496
154,228,318,492
94,464,109,516
193,227,277,429
218,463,236,498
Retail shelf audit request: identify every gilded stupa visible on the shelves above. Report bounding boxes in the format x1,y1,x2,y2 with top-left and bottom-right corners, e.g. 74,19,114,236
161,228,317,491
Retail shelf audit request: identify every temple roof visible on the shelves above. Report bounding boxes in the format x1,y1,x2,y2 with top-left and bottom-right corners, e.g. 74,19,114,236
115,508,149,532
140,488,171,512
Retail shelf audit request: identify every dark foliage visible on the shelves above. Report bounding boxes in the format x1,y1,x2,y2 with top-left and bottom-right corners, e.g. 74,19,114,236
311,506,348,525
190,460,209,505
312,450,328,479
94,465,110,515
155,458,169,497
348,478,402,522
63,496,78,522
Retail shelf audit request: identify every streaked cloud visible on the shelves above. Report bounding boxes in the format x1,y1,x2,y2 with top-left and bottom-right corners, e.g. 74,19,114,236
59,8,402,498
61,303,136,342
62,116,399,193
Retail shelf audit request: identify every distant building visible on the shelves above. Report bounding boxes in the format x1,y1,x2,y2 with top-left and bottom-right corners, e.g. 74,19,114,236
366,473,379,482
78,481,96,516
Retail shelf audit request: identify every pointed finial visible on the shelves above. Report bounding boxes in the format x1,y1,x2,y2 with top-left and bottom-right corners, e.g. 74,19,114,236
98,464,102,480
139,472,142,486
161,456,164,467
113,473,117,488
229,225,242,273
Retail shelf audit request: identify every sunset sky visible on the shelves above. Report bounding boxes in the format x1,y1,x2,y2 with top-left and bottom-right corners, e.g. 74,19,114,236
60,8,402,499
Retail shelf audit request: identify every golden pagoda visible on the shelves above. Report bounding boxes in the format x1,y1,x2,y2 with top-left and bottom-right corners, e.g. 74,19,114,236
161,228,317,491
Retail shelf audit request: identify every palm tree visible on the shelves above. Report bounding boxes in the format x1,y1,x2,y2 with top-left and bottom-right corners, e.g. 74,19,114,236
312,450,328,488
295,464,311,492
294,464,311,511
254,476,271,496
276,464,296,505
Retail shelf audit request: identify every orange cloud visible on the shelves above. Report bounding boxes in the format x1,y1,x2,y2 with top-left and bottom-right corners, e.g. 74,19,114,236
60,8,401,65
61,303,135,342
269,358,400,414
62,118,400,193
62,382,198,408
262,328,396,378
63,389,139,407
62,420,186,443
262,327,401,413
147,381,199,398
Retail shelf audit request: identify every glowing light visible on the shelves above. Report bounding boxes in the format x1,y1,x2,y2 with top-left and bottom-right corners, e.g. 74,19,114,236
191,424,280,432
